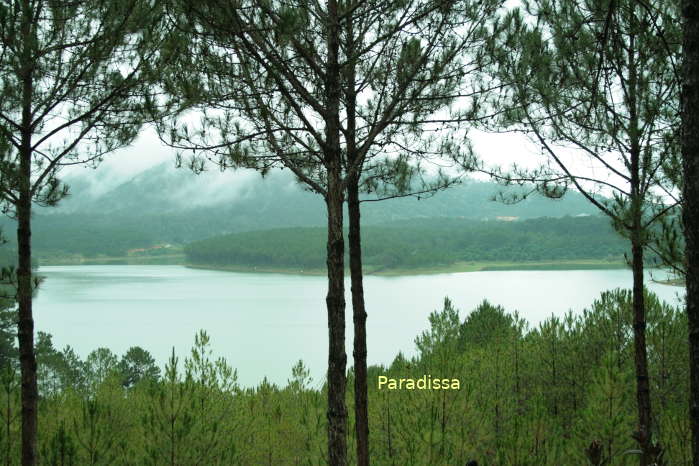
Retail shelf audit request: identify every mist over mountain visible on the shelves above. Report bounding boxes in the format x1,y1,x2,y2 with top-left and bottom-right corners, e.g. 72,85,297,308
0,162,601,258
46,163,277,215
52,162,599,219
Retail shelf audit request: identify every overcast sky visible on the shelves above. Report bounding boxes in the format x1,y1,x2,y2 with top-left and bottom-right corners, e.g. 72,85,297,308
68,125,549,182
63,121,630,207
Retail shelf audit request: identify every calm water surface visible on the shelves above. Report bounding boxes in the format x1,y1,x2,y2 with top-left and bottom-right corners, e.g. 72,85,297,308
33,265,683,387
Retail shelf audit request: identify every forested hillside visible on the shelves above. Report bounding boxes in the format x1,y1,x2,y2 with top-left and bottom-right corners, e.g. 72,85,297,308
185,215,629,271
0,167,601,261
47,164,598,221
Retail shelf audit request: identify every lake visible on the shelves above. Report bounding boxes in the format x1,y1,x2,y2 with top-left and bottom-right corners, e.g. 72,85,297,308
33,265,683,388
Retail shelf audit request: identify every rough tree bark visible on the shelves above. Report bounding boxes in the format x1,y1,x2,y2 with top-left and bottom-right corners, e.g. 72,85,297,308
628,25,653,462
681,1,699,464
631,240,652,465
17,139,37,466
325,0,347,463
348,180,369,466
18,1,38,460
344,11,369,465
325,171,347,466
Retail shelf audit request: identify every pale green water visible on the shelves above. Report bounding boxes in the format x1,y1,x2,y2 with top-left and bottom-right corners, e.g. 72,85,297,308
33,265,683,387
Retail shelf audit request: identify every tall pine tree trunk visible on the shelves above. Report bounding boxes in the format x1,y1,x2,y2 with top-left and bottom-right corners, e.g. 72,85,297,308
343,14,369,463
325,0,347,462
18,2,38,461
348,178,369,466
681,1,699,463
631,240,652,465
16,162,37,466
325,173,347,466
628,24,652,462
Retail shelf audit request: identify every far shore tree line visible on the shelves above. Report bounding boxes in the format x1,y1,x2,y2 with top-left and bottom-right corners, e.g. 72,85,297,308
0,1,696,466
183,215,632,270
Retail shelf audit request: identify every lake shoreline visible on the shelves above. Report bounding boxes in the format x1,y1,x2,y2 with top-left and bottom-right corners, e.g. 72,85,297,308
38,254,186,266
185,259,631,276
652,278,686,287
38,257,685,282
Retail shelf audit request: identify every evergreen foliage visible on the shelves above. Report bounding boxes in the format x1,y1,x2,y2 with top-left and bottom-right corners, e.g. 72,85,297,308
0,0,178,461
0,179,602,261
490,1,681,459
185,216,630,270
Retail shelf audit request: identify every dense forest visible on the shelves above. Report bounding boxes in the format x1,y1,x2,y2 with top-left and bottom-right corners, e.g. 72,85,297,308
0,289,688,465
185,216,630,270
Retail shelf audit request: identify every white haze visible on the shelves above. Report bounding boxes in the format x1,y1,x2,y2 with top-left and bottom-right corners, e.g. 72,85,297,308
56,127,310,211
54,123,629,211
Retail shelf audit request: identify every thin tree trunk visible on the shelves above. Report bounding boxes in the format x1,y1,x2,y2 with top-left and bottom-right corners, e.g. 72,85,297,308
325,177,347,466
348,179,369,466
343,11,369,464
18,1,38,461
682,1,699,463
627,15,652,461
16,191,36,466
631,241,652,465
324,0,347,461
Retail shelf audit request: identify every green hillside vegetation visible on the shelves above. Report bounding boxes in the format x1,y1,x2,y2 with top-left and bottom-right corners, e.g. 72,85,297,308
0,177,601,262
0,289,687,464
185,216,630,271
49,167,599,222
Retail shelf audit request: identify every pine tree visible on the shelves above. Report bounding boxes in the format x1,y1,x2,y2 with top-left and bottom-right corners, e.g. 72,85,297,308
159,1,503,462
491,2,681,461
681,0,699,463
0,1,176,462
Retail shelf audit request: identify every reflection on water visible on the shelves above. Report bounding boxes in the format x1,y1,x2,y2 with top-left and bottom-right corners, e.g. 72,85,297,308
34,265,683,387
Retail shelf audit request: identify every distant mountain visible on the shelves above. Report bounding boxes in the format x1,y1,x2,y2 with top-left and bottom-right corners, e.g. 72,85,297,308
0,163,602,258
53,162,599,218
